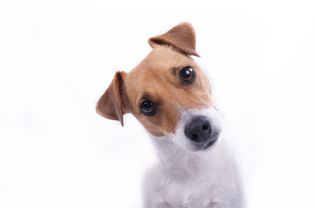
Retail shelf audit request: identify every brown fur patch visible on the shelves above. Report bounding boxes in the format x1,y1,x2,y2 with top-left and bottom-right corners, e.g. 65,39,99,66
96,71,128,126
96,23,212,136
148,22,199,57
124,47,211,136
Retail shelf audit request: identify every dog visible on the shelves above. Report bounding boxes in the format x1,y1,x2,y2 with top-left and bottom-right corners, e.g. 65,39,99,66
96,23,243,208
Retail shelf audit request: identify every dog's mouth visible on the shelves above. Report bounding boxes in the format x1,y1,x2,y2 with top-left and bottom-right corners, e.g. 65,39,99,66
192,130,220,151
203,137,218,149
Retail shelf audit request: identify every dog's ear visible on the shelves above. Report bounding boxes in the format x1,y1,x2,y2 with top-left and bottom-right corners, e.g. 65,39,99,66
96,71,128,126
148,22,199,57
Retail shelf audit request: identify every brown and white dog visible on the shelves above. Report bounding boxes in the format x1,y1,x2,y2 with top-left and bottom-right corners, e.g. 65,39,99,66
96,23,243,208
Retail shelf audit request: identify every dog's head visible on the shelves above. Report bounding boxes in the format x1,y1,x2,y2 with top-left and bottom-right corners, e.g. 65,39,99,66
96,23,222,151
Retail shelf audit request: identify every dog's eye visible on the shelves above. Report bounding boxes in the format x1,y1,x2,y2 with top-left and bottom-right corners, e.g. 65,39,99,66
140,99,157,116
179,66,195,84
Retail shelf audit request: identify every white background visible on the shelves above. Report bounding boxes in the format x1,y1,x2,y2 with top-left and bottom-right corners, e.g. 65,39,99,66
1,0,315,207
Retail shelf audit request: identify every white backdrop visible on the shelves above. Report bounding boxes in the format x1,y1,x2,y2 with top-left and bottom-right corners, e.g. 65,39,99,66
1,0,315,207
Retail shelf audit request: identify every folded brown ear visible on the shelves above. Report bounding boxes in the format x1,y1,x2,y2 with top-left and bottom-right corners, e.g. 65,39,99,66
96,71,128,126
148,22,199,57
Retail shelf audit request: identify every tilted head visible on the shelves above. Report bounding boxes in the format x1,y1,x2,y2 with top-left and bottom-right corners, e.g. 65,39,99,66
96,23,222,151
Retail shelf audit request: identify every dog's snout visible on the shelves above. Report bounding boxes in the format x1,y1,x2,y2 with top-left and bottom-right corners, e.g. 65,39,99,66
184,116,212,142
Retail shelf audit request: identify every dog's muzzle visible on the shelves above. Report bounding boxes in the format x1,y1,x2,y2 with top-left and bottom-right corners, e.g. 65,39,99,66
184,115,219,150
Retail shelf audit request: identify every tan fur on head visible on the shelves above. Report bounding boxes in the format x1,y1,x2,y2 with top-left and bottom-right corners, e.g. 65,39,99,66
96,71,128,126
96,23,211,136
148,22,200,57
125,47,210,136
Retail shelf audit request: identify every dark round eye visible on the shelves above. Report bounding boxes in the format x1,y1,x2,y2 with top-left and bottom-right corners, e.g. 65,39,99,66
179,66,195,84
140,99,157,116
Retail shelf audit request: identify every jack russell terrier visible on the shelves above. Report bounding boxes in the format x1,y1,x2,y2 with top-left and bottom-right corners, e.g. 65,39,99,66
96,23,243,208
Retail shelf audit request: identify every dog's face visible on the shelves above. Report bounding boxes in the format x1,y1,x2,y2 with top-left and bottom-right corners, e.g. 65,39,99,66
97,23,222,151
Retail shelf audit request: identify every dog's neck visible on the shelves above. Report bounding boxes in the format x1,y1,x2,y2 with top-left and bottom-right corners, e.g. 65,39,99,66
149,133,230,179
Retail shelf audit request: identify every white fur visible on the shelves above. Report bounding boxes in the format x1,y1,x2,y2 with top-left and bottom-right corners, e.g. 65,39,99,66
142,108,243,208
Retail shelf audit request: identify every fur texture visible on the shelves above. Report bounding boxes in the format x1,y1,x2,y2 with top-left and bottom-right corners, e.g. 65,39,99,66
143,108,243,208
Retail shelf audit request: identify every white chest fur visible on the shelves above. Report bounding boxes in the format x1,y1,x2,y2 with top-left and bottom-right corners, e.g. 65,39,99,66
142,132,243,208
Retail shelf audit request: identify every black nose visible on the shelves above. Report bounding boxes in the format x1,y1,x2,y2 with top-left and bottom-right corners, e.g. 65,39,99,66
184,116,212,142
